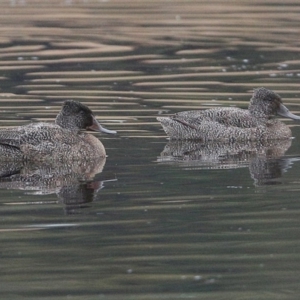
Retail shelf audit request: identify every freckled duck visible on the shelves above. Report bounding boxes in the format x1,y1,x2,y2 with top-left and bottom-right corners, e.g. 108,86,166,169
157,88,300,141
0,100,116,161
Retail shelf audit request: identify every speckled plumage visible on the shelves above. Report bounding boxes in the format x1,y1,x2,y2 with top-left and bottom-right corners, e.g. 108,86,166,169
157,88,300,141
0,100,116,161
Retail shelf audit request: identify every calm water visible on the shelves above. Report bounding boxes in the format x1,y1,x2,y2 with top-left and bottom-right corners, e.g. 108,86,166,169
1,0,300,299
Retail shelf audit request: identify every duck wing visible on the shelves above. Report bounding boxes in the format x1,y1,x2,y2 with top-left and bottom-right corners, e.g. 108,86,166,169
0,123,65,146
0,128,25,160
0,123,70,161
173,107,258,129
0,128,24,148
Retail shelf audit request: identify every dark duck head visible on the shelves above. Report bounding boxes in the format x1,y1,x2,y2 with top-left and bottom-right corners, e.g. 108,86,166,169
249,87,300,120
55,100,117,134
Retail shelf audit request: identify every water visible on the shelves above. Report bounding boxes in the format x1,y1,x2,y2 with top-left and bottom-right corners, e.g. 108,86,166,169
1,0,300,299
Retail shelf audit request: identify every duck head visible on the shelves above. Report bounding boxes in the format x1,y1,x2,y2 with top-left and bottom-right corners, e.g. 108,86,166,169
249,87,300,120
56,100,117,134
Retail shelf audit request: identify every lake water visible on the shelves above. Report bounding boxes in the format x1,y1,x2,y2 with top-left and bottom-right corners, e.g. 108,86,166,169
1,0,300,299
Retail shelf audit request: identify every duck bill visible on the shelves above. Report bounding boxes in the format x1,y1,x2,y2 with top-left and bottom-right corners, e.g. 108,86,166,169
88,116,117,134
277,103,300,120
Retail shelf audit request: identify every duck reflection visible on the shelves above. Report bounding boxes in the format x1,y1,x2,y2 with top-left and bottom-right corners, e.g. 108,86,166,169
158,139,296,185
0,157,114,213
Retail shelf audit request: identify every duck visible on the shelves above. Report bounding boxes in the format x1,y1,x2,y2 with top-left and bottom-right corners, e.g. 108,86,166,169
157,87,300,141
0,100,116,161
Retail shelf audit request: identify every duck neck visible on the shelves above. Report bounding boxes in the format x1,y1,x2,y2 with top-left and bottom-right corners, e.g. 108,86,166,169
248,102,273,121
55,114,80,133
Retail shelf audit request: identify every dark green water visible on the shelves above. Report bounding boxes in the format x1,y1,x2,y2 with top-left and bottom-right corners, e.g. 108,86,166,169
1,0,300,299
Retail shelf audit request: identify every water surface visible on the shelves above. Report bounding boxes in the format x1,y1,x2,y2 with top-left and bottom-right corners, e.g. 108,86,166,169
1,0,300,299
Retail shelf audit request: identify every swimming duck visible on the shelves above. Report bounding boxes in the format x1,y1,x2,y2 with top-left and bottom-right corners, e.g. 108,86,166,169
0,100,116,161
157,88,300,141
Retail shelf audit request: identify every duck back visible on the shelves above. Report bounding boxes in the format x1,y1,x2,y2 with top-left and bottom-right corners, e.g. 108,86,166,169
0,123,106,161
